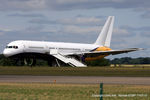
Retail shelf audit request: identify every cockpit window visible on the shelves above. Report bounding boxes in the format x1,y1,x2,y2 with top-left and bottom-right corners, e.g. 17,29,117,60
6,46,18,49
8,46,12,48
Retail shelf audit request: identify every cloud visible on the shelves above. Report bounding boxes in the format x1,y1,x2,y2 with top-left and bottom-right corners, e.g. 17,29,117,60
112,35,139,49
0,0,45,11
0,28,13,36
46,0,148,10
7,13,45,18
135,7,150,17
62,25,100,34
29,16,104,26
29,19,54,24
0,0,149,12
120,25,150,37
141,31,150,37
141,12,150,19
58,17,103,26
121,26,150,31
0,31,4,36
113,28,130,36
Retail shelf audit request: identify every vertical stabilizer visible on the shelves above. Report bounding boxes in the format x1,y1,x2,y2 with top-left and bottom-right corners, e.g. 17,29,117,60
94,16,114,47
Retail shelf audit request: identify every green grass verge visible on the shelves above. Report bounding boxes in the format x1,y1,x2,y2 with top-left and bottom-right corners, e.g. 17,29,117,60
0,66,150,76
0,83,149,100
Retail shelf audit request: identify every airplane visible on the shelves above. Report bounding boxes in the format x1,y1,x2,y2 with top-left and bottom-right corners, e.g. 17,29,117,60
2,16,143,67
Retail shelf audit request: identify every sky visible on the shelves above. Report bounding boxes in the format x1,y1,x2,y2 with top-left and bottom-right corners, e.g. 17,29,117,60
0,0,150,59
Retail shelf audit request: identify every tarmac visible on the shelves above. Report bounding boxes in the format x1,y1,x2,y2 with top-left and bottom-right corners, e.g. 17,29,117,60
0,75,150,85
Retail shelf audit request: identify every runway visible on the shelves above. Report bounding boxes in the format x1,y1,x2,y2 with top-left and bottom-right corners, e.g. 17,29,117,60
0,75,150,85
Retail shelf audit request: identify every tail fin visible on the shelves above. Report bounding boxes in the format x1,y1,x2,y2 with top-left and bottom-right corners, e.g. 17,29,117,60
94,16,114,47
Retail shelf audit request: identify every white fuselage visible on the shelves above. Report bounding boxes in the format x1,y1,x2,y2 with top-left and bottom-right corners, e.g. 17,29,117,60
3,40,100,57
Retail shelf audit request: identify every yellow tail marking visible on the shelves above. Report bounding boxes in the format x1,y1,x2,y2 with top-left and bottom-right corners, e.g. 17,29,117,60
85,46,111,61
95,46,112,51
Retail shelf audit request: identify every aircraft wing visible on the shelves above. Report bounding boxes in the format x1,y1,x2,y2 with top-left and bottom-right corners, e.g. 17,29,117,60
69,48,143,56
83,48,143,56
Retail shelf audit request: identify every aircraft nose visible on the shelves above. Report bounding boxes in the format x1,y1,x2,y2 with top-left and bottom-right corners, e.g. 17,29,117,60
3,49,10,57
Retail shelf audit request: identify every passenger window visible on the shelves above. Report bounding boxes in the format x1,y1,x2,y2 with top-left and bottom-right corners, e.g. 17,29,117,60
9,46,12,48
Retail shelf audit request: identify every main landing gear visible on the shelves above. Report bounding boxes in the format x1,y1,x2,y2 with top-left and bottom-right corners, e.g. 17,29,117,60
14,58,36,66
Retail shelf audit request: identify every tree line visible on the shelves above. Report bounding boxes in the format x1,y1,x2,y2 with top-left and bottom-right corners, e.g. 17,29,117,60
0,54,150,66
111,57,150,64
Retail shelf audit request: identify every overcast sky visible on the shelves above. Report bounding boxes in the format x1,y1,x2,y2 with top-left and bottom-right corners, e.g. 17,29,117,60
0,0,150,58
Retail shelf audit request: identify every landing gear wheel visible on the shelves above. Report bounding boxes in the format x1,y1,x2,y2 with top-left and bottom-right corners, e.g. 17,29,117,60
24,58,36,66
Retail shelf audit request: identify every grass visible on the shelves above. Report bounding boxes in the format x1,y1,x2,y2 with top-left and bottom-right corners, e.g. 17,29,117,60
0,66,150,76
0,83,149,100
